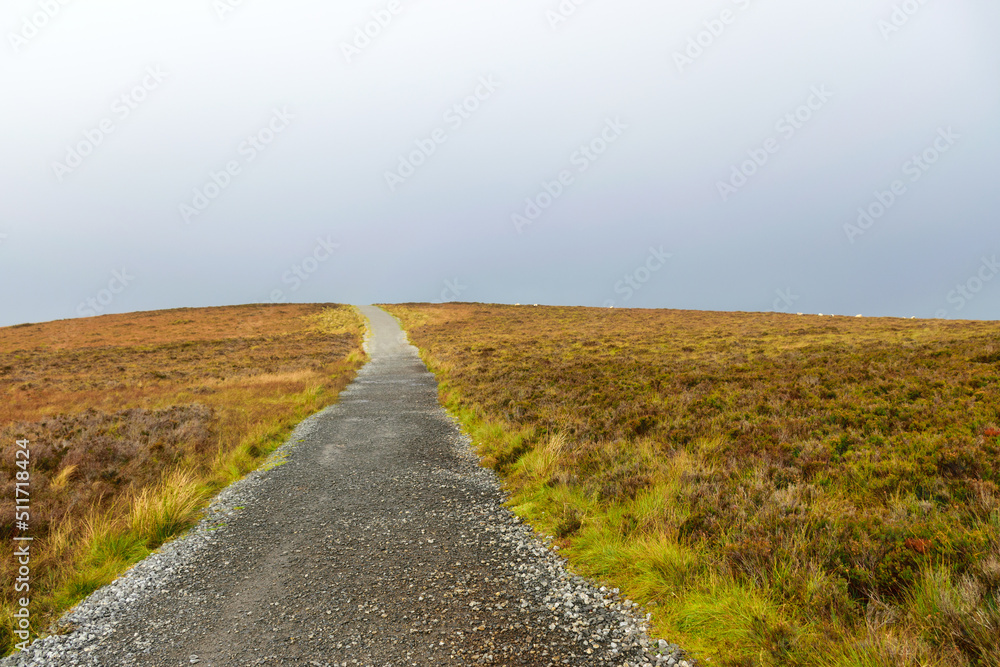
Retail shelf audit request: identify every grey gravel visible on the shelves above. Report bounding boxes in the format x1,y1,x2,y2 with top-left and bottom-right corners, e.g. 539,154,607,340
3,306,698,666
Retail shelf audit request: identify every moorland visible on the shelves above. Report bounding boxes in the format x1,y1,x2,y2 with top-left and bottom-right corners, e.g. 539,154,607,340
386,303,1000,667
0,304,365,654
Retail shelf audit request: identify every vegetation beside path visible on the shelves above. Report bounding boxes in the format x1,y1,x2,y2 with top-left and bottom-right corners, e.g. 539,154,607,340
0,304,366,654
385,303,1000,667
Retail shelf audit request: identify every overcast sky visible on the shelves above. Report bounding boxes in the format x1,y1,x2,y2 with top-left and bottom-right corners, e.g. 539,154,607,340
2,0,998,327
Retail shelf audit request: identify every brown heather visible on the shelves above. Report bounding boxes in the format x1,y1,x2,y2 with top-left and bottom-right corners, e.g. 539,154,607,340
0,304,365,654
385,303,1000,667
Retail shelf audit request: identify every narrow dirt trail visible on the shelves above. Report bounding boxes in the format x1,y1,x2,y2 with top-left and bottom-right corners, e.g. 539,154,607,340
7,307,673,667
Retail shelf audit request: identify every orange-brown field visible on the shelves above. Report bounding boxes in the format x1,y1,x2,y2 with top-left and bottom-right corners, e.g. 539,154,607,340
385,303,1000,667
0,304,364,653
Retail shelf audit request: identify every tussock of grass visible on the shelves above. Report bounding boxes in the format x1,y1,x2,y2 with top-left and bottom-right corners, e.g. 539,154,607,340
386,303,1000,667
0,304,366,654
48,465,76,492
127,467,206,546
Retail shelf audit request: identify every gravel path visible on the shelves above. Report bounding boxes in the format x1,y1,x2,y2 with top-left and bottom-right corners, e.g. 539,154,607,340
4,306,695,667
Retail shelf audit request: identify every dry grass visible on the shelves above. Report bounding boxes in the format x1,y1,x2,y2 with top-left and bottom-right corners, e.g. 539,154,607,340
0,304,365,654
385,303,1000,667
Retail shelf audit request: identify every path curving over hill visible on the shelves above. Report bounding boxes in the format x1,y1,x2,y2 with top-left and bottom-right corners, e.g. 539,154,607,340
4,306,686,667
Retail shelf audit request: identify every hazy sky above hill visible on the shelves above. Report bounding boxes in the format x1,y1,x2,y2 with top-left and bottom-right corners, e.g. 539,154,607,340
2,0,999,326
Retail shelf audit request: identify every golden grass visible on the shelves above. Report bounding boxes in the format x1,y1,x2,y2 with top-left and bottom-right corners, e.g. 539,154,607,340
0,303,365,654
385,303,1000,667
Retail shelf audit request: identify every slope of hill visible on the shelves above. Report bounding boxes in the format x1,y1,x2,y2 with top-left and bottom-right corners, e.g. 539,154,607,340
0,304,365,654
385,303,1000,667
2,305,681,667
